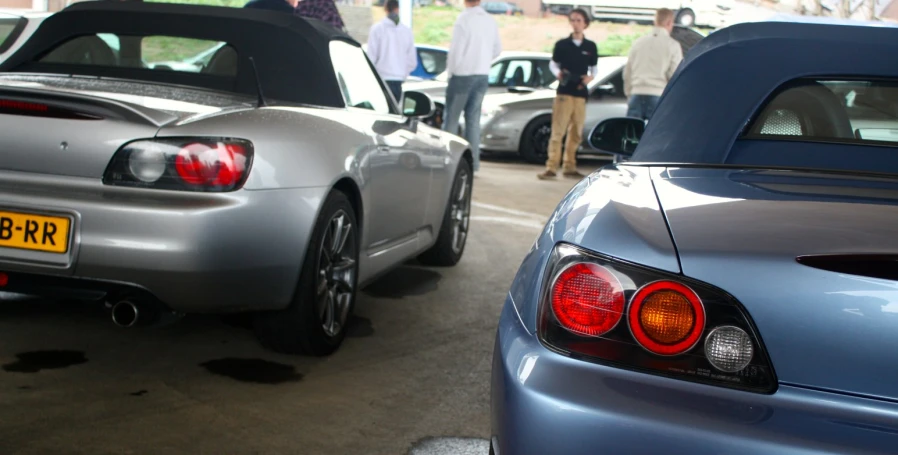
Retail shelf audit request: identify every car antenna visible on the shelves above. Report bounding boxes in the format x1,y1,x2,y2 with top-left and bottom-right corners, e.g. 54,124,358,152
248,56,267,108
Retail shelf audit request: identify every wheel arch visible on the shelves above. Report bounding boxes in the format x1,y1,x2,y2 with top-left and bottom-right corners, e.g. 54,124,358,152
332,176,363,233
518,112,555,162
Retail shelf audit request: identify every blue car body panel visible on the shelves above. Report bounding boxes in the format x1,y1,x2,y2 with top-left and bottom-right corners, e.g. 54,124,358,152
410,44,447,80
653,167,898,401
492,299,898,455
493,20,898,454
507,165,680,335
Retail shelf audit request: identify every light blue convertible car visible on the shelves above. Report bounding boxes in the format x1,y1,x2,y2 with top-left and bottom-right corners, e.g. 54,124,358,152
490,20,898,454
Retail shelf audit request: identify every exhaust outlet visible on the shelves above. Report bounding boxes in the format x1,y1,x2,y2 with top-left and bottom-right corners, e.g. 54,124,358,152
111,300,140,328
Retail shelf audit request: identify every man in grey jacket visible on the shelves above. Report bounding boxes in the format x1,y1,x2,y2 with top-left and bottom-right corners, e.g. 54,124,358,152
623,8,683,121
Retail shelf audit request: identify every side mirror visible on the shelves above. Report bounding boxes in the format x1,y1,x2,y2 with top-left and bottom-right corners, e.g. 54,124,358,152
596,83,615,94
402,90,435,118
507,86,536,94
587,117,646,157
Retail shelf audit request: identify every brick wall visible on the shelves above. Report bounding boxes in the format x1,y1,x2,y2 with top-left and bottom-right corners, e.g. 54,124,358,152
0,0,33,10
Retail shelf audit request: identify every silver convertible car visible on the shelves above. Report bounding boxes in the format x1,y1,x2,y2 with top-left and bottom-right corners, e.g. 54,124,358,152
0,2,473,356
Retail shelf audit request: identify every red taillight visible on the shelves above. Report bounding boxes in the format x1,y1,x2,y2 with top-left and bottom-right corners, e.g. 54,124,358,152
103,138,254,192
0,99,49,112
628,280,705,356
0,272,7,287
550,262,625,337
175,142,248,187
0,98,101,119
539,244,775,394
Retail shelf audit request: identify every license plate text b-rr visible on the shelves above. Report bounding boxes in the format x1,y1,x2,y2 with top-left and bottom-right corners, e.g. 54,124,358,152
0,211,70,254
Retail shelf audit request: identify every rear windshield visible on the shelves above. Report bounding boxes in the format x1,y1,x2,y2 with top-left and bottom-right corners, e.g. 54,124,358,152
36,33,236,77
743,78,898,147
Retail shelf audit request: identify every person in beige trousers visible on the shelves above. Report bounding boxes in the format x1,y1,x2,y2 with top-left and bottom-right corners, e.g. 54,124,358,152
538,8,598,180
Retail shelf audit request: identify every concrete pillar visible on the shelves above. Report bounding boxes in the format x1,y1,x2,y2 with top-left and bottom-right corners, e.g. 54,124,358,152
400,0,412,28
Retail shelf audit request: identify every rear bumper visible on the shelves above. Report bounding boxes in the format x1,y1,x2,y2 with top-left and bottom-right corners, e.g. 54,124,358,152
0,171,328,313
491,296,898,455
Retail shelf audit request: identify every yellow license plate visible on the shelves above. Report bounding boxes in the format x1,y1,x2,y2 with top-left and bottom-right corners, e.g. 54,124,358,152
0,210,71,254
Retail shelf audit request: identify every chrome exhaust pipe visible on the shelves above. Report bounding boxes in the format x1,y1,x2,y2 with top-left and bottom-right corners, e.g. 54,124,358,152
111,300,140,328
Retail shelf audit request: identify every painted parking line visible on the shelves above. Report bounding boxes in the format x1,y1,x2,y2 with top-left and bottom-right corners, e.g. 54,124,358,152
471,216,545,230
471,201,547,221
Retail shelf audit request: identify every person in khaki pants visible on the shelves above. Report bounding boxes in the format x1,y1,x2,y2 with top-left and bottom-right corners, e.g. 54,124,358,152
538,8,598,180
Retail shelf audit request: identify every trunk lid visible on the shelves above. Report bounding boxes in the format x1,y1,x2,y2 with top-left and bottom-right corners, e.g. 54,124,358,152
0,74,252,179
653,167,898,401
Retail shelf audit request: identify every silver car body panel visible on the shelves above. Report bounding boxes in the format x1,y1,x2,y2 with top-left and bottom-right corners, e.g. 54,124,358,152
477,56,630,155
0,67,469,313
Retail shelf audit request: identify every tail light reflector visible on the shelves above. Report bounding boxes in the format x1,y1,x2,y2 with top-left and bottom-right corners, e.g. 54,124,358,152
551,263,624,337
628,281,705,356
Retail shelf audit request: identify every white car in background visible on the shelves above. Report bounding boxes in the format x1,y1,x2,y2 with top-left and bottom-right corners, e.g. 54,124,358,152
401,51,554,131
543,0,734,28
0,8,51,65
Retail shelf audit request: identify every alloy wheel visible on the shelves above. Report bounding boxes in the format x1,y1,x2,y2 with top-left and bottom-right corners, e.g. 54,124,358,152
450,168,472,254
533,123,553,159
316,210,357,337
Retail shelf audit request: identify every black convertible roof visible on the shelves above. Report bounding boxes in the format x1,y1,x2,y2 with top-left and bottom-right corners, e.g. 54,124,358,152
0,1,356,107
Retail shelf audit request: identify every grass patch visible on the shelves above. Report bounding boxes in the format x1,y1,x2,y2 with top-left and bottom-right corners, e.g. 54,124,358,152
599,32,646,56
142,37,219,64
373,5,459,47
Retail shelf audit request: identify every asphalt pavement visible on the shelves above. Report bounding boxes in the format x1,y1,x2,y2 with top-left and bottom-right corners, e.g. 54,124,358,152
0,154,610,455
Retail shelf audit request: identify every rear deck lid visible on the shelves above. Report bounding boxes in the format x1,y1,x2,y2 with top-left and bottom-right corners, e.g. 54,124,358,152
653,167,898,401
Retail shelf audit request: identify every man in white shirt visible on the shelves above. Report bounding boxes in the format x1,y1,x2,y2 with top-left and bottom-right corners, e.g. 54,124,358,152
442,0,502,173
623,8,683,121
367,0,417,103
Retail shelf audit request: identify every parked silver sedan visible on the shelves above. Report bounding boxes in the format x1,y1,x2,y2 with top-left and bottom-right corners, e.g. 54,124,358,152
0,1,472,356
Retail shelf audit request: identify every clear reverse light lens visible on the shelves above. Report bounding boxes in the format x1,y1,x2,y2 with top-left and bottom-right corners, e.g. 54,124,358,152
128,146,167,182
704,325,754,373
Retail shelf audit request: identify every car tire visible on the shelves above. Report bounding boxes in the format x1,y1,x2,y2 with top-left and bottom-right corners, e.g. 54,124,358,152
417,158,473,267
519,115,563,165
676,8,695,27
253,190,359,356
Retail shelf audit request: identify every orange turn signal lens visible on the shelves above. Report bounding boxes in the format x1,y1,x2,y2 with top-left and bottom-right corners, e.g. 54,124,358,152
639,290,696,344
628,281,705,356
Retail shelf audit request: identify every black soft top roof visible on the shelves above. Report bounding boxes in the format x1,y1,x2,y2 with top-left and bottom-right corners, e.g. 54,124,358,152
0,1,354,107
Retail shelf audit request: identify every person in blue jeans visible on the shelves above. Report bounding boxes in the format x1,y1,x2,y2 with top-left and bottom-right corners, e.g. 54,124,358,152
622,8,683,121
626,94,661,121
441,0,502,173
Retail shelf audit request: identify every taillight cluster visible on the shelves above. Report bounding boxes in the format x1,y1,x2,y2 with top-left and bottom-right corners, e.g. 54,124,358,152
103,138,253,192
538,243,777,393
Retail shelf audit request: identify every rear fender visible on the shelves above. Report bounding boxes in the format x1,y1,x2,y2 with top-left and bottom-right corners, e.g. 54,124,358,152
507,164,681,333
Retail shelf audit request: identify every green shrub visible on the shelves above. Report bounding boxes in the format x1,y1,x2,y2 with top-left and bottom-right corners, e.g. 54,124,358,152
599,32,646,56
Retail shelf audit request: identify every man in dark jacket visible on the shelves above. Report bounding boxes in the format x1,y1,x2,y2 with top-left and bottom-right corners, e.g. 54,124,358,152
295,0,346,31
537,8,598,180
